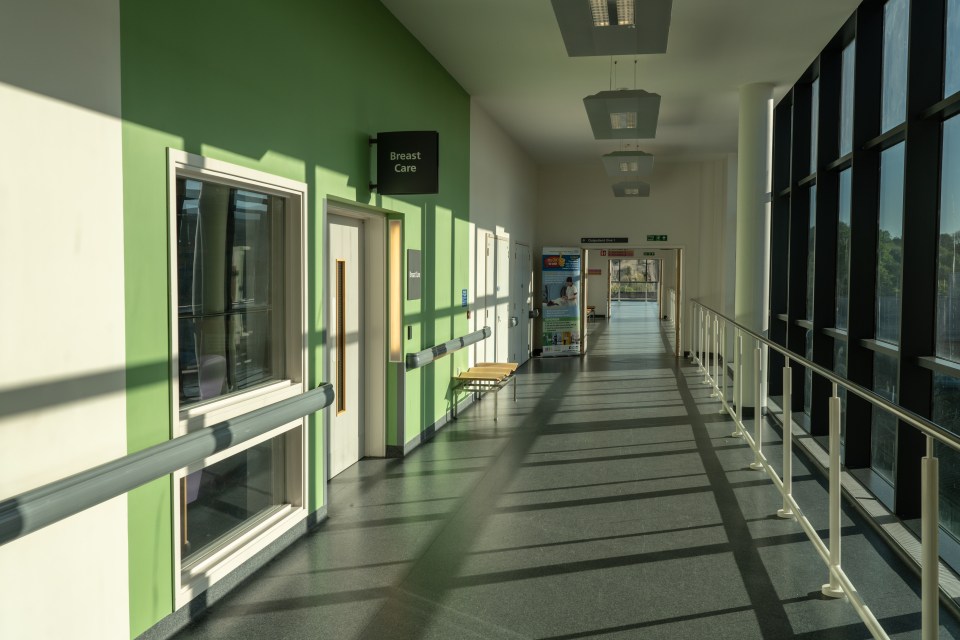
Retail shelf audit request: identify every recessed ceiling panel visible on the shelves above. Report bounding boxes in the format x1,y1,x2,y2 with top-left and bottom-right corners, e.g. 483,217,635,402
612,180,651,197
584,90,660,139
602,151,654,177
551,0,673,56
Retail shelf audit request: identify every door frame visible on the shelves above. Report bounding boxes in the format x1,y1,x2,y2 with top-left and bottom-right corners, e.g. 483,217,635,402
323,198,389,482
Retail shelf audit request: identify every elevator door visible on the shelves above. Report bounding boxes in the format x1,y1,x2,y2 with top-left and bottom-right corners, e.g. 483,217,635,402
328,215,363,478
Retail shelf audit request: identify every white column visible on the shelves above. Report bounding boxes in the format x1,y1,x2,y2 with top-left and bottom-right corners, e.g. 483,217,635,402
734,83,773,408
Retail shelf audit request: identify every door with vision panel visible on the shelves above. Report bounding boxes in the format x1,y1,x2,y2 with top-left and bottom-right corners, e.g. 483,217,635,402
328,215,363,478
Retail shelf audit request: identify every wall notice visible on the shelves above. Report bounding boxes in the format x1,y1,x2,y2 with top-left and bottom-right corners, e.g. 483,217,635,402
541,247,581,357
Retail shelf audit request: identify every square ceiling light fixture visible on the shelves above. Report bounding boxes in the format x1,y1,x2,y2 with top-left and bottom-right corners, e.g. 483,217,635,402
551,0,673,56
602,151,654,178
584,90,660,139
612,181,650,197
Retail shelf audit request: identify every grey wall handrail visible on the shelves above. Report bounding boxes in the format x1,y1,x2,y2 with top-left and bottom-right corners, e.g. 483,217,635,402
691,299,960,455
0,383,335,547
406,327,491,370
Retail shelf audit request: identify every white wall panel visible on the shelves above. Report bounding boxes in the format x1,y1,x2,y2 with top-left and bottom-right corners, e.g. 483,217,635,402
0,1,129,637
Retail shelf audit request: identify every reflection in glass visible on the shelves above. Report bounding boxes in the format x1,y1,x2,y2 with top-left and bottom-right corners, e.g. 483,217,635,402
811,78,820,174
871,352,899,485
882,0,909,132
181,432,291,563
877,143,906,344
807,185,817,320
840,41,856,156
836,170,852,331
935,372,960,541
176,178,286,406
948,0,960,98
834,340,848,442
937,117,960,363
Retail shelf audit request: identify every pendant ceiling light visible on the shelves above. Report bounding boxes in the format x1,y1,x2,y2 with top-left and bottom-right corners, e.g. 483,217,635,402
551,0,673,56
602,150,654,178
612,180,650,197
584,89,660,139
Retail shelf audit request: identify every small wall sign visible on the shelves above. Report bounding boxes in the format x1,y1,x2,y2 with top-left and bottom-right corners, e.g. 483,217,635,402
581,237,628,243
407,249,422,300
372,131,439,195
461,288,468,307
646,234,668,242
600,249,635,257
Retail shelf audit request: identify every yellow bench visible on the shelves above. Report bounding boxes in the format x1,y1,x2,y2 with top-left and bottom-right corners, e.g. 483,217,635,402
453,362,518,421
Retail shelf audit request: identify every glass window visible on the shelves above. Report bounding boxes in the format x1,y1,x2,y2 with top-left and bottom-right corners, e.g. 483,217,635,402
877,143,906,344
807,185,817,320
882,0,909,132
811,78,820,174
840,41,856,156
181,431,296,563
947,0,960,98
871,352,899,485
176,178,286,407
834,340,849,442
836,170,852,330
804,329,814,419
937,117,960,362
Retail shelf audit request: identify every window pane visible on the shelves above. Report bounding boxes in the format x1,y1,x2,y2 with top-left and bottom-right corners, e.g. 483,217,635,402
811,78,820,174
881,0,909,132
840,42,856,156
807,185,817,320
877,142,906,344
804,329,814,419
834,340,848,442
937,117,960,362
836,170,852,330
176,178,286,406
947,0,960,98
871,352,899,484
934,373,960,541
181,431,292,562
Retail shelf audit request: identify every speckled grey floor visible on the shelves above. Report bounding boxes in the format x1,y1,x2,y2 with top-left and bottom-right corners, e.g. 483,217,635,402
174,302,960,639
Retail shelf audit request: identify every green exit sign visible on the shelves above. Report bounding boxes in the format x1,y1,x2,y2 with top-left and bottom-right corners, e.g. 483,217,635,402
643,251,655,256
647,234,668,242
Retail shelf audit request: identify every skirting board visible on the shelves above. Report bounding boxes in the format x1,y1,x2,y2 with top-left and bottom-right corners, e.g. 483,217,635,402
137,506,328,640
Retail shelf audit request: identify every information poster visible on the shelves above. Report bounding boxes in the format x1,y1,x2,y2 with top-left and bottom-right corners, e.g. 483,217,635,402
541,247,581,357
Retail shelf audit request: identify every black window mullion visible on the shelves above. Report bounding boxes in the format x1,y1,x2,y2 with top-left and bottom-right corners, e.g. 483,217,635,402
846,1,884,469
788,82,813,413
895,0,948,519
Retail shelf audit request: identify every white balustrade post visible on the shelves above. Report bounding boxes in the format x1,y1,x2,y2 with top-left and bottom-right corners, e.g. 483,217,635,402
749,344,764,470
720,320,728,414
733,330,744,437
922,436,939,640
710,317,719,396
822,383,844,598
690,303,697,363
703,311,711,384
777,359,794,518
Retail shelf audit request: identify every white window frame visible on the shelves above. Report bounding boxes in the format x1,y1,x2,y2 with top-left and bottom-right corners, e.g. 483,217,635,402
166,149,309,608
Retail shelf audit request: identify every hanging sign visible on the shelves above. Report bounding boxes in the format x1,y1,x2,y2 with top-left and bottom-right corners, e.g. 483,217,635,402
581,237,628,244
372,131,439,195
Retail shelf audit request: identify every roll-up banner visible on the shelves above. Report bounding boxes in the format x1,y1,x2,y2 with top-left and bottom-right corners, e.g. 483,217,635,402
541,247,581,357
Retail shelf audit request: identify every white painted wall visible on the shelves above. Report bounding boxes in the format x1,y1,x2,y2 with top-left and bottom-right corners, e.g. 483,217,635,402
469,101,538,364
0,2,129,638
536,158,732,348
585,250,609,315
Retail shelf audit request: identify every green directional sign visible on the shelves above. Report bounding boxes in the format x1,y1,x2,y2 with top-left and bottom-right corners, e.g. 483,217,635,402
646,234,668,242
643,251,655,256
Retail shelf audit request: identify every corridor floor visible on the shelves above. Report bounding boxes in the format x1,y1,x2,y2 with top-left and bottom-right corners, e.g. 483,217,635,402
175,302,960,640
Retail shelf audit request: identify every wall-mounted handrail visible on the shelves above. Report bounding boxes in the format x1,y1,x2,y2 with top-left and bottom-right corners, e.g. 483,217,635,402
406,327,491,371
0,383,335,547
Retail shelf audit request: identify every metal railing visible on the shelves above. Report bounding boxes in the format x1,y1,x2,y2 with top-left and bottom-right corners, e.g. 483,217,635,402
0,384,335,547
690,299,960,640
406,326,491,371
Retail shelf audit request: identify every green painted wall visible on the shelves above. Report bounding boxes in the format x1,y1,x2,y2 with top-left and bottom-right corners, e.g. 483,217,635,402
120,1,470,636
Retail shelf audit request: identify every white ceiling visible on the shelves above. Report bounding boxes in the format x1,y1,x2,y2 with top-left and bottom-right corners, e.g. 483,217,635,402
379,0,861,164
